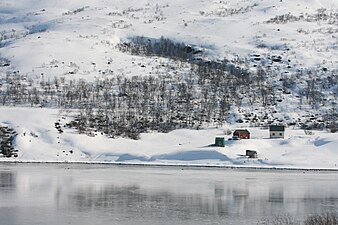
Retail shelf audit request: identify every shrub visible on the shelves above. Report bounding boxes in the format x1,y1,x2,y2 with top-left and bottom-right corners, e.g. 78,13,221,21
330,128,338,133
304,130,314,135
258,213,338,225
259,214,299,225
304,213,338,225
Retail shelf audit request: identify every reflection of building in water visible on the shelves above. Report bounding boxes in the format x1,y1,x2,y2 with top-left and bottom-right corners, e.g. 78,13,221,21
230,187,249,215
268,186,284,203
214,183,224,198
213,183,227,216
50,169,338,224
3,165,338,225
0,170,16,189
267,185,285,215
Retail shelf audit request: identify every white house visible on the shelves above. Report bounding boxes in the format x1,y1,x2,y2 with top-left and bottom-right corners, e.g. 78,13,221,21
269,125,285,139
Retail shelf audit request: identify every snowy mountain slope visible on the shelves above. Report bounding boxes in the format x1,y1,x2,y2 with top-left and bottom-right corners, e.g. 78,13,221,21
1,0,338,166
1,0,337,79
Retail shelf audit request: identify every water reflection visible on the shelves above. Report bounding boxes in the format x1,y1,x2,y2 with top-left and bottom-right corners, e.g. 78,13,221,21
268,186,284,203
65,176,338,222
0,169,16,189
70,185,145,210
69,184,213,220
1,165,338,225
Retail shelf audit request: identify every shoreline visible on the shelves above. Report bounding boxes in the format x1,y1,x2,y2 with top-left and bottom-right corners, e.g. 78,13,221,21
1,160,338,172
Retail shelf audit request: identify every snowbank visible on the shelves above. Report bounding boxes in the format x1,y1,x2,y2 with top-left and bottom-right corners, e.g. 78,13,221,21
1,107,338,170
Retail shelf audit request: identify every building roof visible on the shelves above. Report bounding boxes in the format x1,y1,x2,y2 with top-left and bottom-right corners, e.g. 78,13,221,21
234,129,250,134
269,125,285,132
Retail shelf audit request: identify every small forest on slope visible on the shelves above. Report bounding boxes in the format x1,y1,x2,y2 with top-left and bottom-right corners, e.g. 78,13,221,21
1,36,338,139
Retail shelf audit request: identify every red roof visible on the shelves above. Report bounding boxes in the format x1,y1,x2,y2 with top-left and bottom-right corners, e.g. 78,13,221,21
234,129,250,134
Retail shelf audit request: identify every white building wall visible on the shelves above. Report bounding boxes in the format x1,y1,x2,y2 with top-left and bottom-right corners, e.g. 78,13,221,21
270,131,284,139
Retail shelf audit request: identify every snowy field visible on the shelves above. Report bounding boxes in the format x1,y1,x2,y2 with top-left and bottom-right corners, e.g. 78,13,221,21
1,107,338,170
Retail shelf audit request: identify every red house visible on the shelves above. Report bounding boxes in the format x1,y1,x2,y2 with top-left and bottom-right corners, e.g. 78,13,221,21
233,129,250,139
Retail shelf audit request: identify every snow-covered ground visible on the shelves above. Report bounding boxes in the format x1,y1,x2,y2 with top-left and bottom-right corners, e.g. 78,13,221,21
1,0,338,80
1,0,338,169
1,107,338,170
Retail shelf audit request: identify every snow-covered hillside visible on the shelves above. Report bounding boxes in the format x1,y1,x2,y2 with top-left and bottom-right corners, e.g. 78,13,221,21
1,107,338,170
1,0,337,77
0,0,338,167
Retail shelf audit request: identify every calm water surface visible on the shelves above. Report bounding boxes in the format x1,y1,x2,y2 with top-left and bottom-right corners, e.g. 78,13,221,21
0,164,338,225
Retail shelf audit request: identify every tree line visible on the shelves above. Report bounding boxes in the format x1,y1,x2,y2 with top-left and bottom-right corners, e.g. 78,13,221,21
1,37,338,138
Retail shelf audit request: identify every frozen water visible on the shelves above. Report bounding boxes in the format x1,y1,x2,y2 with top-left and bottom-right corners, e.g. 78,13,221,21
0,164,338,225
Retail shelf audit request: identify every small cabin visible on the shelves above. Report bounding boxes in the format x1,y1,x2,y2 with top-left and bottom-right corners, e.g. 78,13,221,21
233,129,250,139
269,125,285,139
214,137,225,147
246,150,257,159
